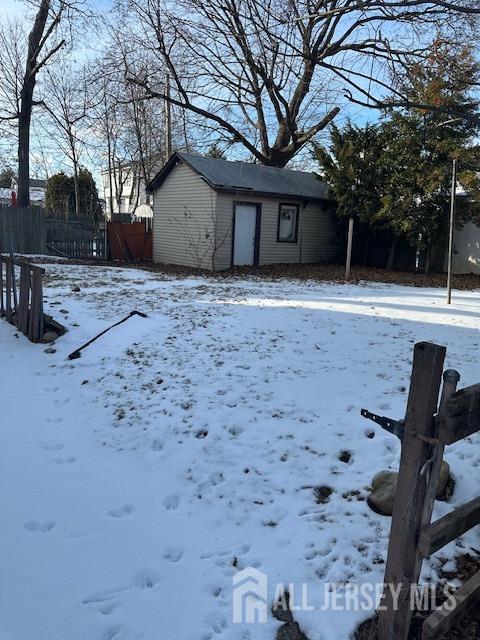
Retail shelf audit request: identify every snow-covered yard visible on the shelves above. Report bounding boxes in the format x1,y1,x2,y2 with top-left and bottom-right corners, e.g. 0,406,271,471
1,263,480,640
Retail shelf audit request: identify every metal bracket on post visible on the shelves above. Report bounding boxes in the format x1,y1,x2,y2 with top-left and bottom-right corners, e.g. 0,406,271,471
361,408,404,441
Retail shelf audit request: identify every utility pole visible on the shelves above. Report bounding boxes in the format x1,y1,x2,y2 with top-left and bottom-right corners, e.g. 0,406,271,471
446,158,457,305
165,73,172,164
345,216,354,281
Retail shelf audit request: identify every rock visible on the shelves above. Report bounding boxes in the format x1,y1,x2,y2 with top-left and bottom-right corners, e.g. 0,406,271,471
273,593,309,640
44,347,56,354
369,471,398,515
277,621,309,640
313,485,333,504
43,331,58,343
436,461,450,499
369,462,453,516
71,285,81,292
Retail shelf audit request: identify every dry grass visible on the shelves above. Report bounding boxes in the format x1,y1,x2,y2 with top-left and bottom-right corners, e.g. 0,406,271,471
30,257,480,290
354,554,480,639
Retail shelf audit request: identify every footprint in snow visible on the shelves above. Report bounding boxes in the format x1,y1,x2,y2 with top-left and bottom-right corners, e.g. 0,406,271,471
150,439,164,452
83,586,127,609
42,443,64,451
132,570,161,590
163,495,180,510
102,625,123,640
24,520,55,533
106,504,134,518
164,545,184,563
53,456,77,464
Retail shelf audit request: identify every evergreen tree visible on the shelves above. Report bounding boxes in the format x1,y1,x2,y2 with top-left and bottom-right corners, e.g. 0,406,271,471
45,169,102,220
379,42,480,270
314,42,480,272
45,172,72,216
312,122,384,226
0,166,15,188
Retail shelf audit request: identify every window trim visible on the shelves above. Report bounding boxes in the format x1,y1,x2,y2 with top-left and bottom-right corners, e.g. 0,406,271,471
277,202,299,243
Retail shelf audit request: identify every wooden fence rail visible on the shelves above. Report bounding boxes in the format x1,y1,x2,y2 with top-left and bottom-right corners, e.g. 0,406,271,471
0,255,45,342
0,206,104,259
362,342,480,640
0,205,46,254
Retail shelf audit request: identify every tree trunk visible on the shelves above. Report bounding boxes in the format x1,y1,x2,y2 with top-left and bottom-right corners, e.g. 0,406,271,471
425,243,432,274
16,0,52,208
73,169,80,219
17,81,34,208
69,135,80,218
386,237,398,271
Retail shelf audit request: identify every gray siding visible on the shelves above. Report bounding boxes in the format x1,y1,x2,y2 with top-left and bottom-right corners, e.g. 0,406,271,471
215,192,336,270
447,222,480,274
152,162,217,269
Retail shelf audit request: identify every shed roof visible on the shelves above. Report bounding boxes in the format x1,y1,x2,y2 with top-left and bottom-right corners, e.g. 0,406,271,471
148,152,330,201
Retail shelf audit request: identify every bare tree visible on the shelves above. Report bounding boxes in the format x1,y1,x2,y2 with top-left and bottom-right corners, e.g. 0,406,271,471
119,0,479,167
41,65,91,216
0,20,25,144
172,200,232,269
0,0,84,207
89,43,173,217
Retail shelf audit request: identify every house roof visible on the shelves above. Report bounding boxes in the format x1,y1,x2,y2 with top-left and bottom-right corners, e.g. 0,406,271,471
147,152,330,201
11,177,47,190
30,178,47,189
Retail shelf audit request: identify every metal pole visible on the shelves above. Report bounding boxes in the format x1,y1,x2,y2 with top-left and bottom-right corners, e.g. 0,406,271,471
104,213,108,260
446,158,457,305
165,73,172,164
345,216,354,281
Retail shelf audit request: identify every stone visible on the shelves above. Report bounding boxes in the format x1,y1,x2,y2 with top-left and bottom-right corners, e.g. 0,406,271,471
436,461,450,499
71,285,81,292
44,347,56,354
369,471,398,516
43,331,58,343
368,462,453,516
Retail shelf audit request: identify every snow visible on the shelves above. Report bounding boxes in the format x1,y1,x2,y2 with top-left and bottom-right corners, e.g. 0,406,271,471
1,263,480,640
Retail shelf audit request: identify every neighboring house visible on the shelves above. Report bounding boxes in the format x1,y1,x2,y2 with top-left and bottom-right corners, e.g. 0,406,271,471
442,221,480,274
101,160,161,219
10,177,47,207
444,185,480,274
0,187,13,205
147,152,337,270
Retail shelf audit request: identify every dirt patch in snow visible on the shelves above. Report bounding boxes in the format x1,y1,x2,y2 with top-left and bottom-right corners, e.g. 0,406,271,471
353,553,480,639
23,256,480,290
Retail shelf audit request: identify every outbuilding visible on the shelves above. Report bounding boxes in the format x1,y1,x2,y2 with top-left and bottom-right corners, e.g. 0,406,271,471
147,152,337,270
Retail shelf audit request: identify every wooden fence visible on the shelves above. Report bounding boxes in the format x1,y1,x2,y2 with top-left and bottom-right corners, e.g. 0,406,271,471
108,221,152,261
0,206,104,259
362,342,480,639
46,217,105,259
0,205,46,254
0,254,45,342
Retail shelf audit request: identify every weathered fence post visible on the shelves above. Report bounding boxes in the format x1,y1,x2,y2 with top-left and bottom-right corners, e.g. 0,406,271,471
28,266,44,342
18,263,31,335
378,342,446,640
419,370,460,547
5,255,12,322
0,255,4,316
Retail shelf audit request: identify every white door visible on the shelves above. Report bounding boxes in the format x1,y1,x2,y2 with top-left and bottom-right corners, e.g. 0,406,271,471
233,204,257,265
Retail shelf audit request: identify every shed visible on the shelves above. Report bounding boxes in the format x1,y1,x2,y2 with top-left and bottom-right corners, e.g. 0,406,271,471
147,152,337,270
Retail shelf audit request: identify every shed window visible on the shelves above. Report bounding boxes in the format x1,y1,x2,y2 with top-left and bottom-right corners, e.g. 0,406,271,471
277,203,299,242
